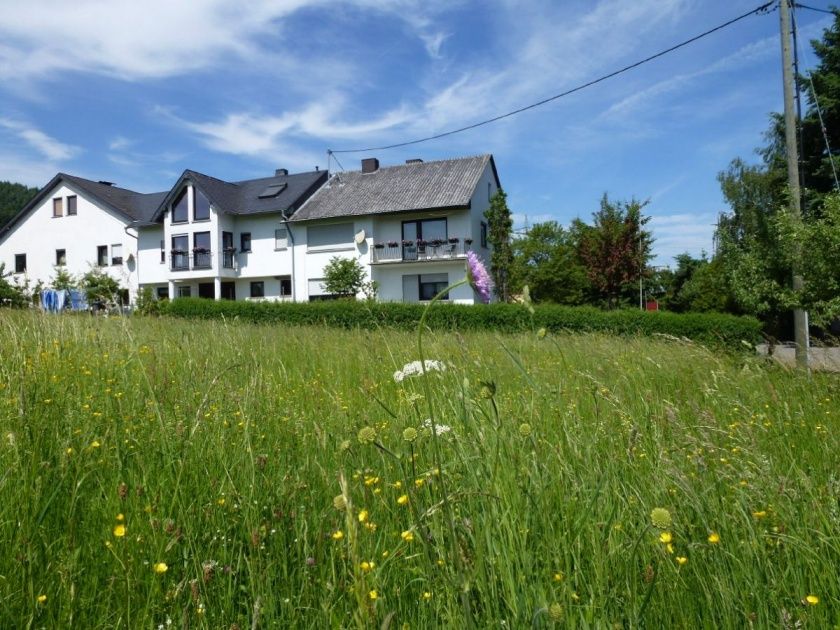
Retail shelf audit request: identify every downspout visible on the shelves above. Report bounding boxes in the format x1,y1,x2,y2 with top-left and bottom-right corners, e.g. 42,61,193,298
124,223,139,304
281,216,296,302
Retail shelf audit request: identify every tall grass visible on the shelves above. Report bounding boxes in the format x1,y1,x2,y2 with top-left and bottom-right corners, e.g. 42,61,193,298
0,310,836,628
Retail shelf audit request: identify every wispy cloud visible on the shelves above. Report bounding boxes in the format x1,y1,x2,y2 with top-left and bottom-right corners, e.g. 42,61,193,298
649,211,717,264
0,118,79,161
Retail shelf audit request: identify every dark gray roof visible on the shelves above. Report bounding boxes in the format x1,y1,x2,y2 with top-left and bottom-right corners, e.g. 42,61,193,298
0,173,167,239
290,155,499,222
150,169,328,222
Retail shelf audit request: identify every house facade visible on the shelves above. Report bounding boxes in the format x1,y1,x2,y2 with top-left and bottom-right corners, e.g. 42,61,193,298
0,154,500,305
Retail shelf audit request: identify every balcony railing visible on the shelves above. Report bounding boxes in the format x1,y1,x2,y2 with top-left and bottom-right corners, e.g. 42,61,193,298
170,250,213,271
222,249,236,269
371,238,472,263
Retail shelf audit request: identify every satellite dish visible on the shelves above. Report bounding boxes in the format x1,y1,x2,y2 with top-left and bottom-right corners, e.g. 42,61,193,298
355,229,366,245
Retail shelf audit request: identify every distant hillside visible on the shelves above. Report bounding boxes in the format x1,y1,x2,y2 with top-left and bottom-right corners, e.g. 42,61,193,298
0,181,40,230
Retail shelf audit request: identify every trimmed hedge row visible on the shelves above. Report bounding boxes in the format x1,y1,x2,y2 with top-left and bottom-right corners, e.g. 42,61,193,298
161,298,762,347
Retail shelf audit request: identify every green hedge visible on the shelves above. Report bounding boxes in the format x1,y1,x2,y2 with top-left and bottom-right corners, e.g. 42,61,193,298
160,298,762,347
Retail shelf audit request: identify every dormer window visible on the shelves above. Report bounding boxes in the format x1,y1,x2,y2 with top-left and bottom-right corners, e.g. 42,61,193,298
194,189,210,221
172,188,189,223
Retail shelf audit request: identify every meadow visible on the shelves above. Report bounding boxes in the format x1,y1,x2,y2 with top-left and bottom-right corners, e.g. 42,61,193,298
0,310,837,628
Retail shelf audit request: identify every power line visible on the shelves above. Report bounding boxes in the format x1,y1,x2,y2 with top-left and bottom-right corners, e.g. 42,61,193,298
793,3,836,15
329,1,776,155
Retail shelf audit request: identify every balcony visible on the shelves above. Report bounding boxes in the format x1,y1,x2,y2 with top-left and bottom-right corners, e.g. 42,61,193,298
371,238,473,264
170,250,213,271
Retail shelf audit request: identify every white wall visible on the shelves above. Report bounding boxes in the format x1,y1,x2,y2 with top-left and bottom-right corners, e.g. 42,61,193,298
0,182,139,300
374,261,473,303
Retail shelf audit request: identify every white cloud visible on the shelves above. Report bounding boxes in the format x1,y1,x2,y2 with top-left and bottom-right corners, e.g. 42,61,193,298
0,118,79,161
649,211,717,264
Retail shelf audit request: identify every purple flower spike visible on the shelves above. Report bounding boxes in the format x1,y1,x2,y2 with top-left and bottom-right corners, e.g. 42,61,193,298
466,250,493,303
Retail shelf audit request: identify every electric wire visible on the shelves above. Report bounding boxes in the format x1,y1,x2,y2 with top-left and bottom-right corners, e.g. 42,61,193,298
793,3,836,15
329,1,776,154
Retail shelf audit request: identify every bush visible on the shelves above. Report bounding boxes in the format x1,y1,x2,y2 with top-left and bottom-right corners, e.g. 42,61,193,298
161,298,762,348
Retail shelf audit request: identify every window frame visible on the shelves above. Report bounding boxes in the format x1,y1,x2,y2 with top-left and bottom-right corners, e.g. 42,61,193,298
419,273,449,301
240,232,252,253
177,285,192,298
55,249,67,266
279,275,292,296
156,287,169,300
193,188,210,222
52,197,63,218
275,227,289,250
171,187,189,224
111,243,123,266
67,195,77,216
250,281,265,298
480,221,488,248
97,245,109,267
160,240,165,264
14,254,26,274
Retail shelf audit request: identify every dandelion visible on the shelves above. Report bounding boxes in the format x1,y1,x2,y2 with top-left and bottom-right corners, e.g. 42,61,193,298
397,494,409,506
37,594,47,604
153,562,168,574
368,590,378,601
466,250,493,303
707,532,720,544
331,530,344,541
650,508,672,530
805,595,819,605
402,427,418,442
659,531,672,544
401,530,414,542
676,556,688,566
518,423,532,438
357,426,376,444
113,524,126,538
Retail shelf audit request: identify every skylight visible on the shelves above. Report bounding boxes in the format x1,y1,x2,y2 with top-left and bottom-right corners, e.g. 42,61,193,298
258,183,287,199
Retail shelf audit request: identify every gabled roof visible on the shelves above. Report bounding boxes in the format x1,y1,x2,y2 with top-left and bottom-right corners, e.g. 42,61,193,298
149,168,328,223
290,154,499,222
0,173,166,240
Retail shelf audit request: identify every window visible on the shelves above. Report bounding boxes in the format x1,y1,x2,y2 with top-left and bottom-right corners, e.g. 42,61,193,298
177,285,191,298
160,240,165,264
279,275,292,296
240,232,252,252
307,222,354,249
53,198,63,217
250,281,265,298
193,232,211,269
275,228,288,250
14,254,26,274
56,249,66,266
222,232,234,268
194,189,210,221
156,287,169,300
419,273,449,301
480,222,488,248
67,195,77,216
111,243,123,265
171,235,189,270
172,188,189,223
97,245,109,267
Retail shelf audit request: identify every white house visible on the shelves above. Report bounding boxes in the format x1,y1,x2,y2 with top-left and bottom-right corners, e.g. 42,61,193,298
0,154,500,305
0,173,167,302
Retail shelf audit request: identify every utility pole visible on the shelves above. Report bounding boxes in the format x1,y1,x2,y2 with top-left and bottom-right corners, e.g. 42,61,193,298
779,0,810,369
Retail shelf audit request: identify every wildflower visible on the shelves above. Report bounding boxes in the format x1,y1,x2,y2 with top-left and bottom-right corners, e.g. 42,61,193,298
116,513,124,522
752,510,768,519
360,561,375,572
358,510,369,523
422,591,432,601
37,594,47,604
466,250,493,303
659,532,672,544
707,532,720,544
364,475,380,486
402,427,418,442
357,426,376,444
479,381,496,398
331,530,344,541
66,447,74,455
397,494,409,506
676,556,688,566
421,418,452,436
666,543,674,554
216,498,225,506
650,508,672,530
553,572,564,582
401,530,414,542
368,590,378,600
333,495,347,511
90,440,101,448
339,439,351,451
113,524,126,538
547,602,564,623
393,360,447,383
805,595,819,605
153,562,168,574
518,423,532,438
537,327,547,339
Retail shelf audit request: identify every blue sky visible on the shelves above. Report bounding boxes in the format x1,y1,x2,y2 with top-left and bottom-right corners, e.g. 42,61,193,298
0,0,834,265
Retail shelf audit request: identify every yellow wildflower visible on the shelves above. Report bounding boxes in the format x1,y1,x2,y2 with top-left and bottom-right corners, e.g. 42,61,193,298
113,524,126,538
37,594,47,603
553,572,564,582
659,532,672,544
752,510,767,519
90,440,101,448
331,530,344,541
708,532,720,544
368,590,378,600
116,513,124,522
676,556,688,565
153,562,168,574
401,530,414,542
397,494,409,506
805,595,819,605
358,509,369,523
360,561,375,572
422,591,432,601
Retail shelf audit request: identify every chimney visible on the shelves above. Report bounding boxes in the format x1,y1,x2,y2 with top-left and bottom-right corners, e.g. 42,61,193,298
275,168,288,176
406,159,423,164
98,180,114,186
361,157,379,173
